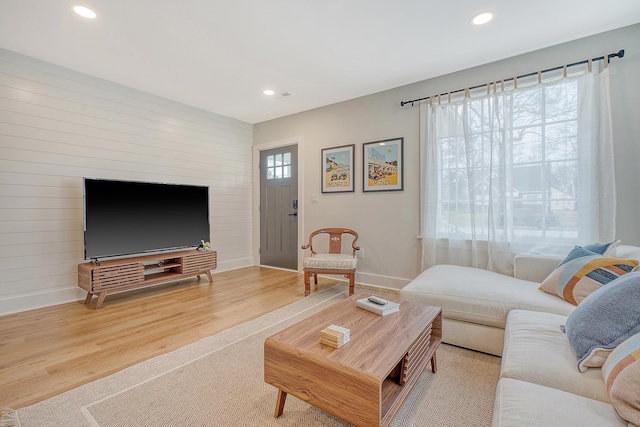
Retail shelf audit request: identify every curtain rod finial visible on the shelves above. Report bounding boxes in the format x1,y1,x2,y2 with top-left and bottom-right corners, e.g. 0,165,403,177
610,49,625,59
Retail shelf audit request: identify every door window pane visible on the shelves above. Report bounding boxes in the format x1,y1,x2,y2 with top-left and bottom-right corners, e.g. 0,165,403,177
265,152,292,180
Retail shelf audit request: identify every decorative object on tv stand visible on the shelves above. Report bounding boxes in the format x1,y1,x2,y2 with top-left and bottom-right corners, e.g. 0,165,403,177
321,144,355,193
363,137,404,192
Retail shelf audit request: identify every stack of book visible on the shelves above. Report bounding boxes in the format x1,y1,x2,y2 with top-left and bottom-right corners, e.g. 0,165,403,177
356,296,400,316
320,324,350,348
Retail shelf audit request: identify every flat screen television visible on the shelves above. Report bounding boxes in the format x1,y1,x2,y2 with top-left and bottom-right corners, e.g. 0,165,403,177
83,178,210,260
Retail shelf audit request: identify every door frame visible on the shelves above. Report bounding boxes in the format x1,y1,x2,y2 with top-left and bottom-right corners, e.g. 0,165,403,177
253,136,304,271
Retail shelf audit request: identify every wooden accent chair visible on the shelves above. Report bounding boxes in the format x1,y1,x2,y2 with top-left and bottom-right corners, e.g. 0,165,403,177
301,228,359,296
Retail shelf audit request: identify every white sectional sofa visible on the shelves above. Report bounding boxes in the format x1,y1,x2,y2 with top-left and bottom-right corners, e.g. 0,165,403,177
494,310,628,426
400,244,640,427
400,252,576,356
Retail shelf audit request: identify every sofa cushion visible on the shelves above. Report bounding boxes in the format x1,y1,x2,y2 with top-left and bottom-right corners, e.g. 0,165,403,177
302,254,357,269
564,272,640,372
401,265,574,329
501,309,609,402
616,244,640,262
602,332,640,426
539,246,638,305
492,378,625,427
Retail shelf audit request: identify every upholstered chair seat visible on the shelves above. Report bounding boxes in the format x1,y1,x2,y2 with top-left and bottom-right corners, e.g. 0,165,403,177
303,254,357,270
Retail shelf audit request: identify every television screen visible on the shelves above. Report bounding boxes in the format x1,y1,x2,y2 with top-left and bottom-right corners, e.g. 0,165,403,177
83,178,210,260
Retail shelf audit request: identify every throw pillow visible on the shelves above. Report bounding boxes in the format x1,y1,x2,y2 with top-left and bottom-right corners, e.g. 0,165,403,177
539,246,638,305
563,272,640,372
583,240,621,256
601,332,640,426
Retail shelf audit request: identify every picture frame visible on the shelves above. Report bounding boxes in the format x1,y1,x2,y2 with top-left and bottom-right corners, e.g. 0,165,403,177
362,137,404,192
321,144,355,193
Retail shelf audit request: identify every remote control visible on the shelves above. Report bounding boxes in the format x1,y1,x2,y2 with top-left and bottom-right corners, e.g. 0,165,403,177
367,296,387,306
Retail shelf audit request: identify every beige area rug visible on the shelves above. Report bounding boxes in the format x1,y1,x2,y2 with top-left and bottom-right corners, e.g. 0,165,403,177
2,286,500,427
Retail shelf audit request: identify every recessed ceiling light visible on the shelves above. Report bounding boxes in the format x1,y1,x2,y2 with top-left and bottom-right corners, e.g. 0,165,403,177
263,89,275,96
73,6,97,19
471,12,493,25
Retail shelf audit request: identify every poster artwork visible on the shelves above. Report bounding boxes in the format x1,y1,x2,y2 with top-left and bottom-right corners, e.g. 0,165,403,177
363,137,404,192
322,144,355,193
326,150,352,188
366,145,399,187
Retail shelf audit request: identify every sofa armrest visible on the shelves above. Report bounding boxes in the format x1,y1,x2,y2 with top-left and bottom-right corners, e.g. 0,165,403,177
513,254,562,283
616,244,640,261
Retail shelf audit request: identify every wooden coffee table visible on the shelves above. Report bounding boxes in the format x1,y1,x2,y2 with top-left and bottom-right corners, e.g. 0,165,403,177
264,294,442,427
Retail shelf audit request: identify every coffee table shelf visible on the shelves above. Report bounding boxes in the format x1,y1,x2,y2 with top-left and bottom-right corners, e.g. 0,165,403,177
264,294,442,427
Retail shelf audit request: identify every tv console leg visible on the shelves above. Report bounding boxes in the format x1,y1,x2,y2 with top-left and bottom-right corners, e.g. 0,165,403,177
84,292,93,304
205,271,213,283
95,292,107,309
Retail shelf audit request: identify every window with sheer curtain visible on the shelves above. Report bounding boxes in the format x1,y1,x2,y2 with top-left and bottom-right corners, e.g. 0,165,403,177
419,64,615,275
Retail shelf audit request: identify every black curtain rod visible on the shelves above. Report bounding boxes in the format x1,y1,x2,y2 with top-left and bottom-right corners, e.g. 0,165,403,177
400,49,625,107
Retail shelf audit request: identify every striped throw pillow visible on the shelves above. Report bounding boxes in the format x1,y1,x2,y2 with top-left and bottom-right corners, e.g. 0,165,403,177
602,333,640,426
539,246,638,305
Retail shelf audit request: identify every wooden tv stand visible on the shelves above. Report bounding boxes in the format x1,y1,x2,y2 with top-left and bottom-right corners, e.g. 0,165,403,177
78,250,217,309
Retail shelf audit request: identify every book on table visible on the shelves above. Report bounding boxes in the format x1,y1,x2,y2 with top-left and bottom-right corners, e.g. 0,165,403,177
320,324,350,348
356,297,400,316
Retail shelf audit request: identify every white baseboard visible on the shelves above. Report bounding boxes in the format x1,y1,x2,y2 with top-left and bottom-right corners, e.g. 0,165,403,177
0,286,87,316
355,271,411,290
311,271,411,291
0,257,256,316
215,257,254,273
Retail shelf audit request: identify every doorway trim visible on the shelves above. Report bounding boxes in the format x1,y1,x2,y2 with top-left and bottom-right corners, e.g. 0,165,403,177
253,136,304,271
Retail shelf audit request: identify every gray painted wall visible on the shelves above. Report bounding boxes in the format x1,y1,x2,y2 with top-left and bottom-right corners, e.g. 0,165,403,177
254,24,640,289
0,49,254,315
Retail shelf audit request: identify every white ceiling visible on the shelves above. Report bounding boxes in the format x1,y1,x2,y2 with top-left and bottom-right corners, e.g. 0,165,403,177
1,1,639,124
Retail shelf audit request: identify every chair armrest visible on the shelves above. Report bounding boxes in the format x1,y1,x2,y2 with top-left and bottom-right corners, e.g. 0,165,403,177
513,254,562,283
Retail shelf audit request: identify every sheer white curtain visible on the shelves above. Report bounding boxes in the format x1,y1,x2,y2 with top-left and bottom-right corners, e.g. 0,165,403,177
420,63,615,275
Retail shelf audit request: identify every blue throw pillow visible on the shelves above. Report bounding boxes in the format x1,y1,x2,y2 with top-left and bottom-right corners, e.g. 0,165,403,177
583,240,620,256
564,272,640,372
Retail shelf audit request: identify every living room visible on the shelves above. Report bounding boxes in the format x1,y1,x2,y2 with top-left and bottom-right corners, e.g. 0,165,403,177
1,2,640,426
0,7,638,316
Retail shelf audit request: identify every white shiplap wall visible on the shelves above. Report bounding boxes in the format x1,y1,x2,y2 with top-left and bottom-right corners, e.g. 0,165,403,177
0,48,254,315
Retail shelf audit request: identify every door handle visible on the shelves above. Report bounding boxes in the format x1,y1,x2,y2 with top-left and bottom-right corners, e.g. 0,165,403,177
288,212,298,217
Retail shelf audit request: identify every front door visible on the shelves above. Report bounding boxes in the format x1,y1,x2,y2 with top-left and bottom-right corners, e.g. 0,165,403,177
259,145,298,270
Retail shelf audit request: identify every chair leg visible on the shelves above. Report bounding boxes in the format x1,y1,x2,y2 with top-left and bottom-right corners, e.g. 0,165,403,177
347,272,355,295
303,271,311,297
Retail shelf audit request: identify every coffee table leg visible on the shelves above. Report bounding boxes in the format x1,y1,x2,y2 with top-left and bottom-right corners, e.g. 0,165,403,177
431,353,438,373
274,389,288,418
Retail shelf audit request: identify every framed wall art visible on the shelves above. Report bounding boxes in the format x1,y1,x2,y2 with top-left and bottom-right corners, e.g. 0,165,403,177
362,137,404,192
321,144,355,193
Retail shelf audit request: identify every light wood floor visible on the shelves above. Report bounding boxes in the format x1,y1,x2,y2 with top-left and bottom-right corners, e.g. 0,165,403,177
0,266,349,410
